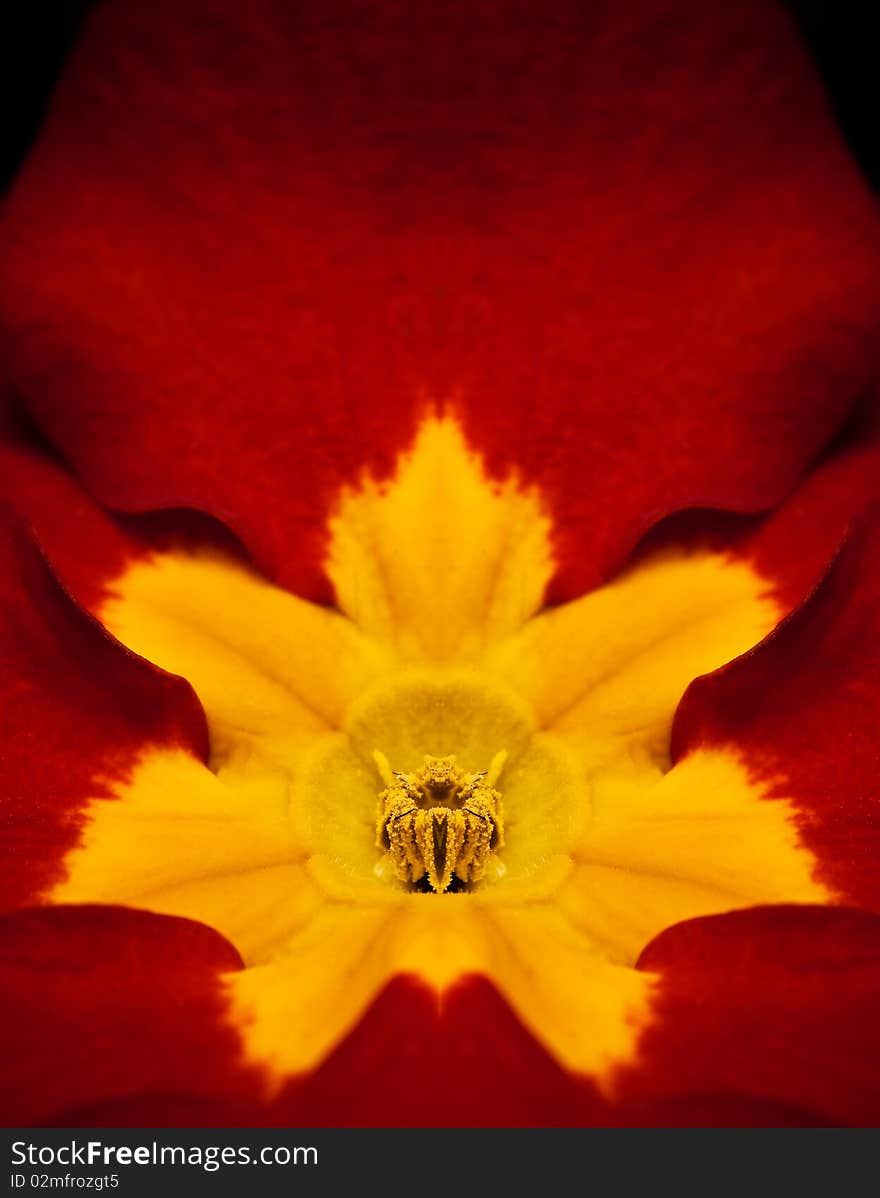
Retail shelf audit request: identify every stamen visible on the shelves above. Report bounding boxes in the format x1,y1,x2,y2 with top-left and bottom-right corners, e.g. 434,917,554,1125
374,753,506,892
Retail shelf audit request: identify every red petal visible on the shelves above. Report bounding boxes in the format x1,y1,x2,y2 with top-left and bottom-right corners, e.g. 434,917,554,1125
673,511,880,909
627,905,880,1126
10,957,817,1128
0,905,254,1126
0,509,207,912
2,1,878,600
747,400,880,610
1,398,253,607
1,400,145,607
274,975,816,1127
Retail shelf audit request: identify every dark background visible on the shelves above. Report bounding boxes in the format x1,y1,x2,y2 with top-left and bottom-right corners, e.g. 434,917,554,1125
2,2,878,192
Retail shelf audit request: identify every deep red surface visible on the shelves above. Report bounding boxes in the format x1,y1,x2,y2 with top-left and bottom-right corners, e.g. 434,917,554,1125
1,400,145,608
0,906,254,1127
633,397,880,614
629,905,880,1126
745,400,880,609
2,0,879,603
2,0,880,1129
673,511,880,911
0,509,208,913
0,913,828,1128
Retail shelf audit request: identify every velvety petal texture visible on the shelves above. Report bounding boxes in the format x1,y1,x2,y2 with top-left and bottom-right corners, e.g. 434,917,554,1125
1,0,879,601
0,906,253,1126
627,906,880,1126
0,510,207,913
674,511,880,910
0,921,836,1127
2,0,880,1131
2,410,870,1127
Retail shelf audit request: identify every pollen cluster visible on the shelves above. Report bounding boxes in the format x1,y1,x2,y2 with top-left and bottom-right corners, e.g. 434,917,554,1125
374,750,506,892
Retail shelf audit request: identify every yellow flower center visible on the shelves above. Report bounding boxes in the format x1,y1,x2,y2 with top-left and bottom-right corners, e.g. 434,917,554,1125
51,415,830,1092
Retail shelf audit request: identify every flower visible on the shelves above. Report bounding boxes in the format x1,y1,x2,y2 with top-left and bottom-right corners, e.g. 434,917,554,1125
2,0,880,1127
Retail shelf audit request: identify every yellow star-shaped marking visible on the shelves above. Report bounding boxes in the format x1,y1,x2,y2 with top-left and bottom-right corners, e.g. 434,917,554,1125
53,417,827,1092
